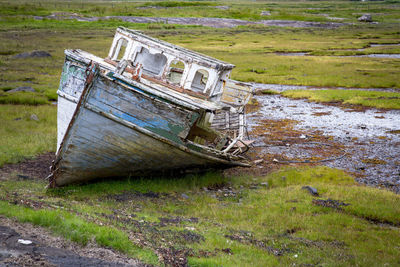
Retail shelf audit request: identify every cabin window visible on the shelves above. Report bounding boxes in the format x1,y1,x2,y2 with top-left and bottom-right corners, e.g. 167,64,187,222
113,38,128,61
167,60,185,85
191,69,209,93
133,47,167,77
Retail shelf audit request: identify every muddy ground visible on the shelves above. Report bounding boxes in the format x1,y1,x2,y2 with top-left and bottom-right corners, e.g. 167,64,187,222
34,13,347,29
247,91,400,193
0,216,146,267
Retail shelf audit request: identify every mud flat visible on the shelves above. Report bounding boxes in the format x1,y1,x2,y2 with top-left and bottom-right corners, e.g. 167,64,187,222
251,83,399,93
33,14,348,28
248,94,400,193
0,216,144,267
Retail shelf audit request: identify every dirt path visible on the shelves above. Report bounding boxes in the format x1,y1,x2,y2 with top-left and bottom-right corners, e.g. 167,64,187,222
0,216,145,267
248,93,400,193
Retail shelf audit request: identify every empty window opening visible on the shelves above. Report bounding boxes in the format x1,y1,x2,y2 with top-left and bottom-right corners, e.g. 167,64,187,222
133,47,167,77
191,69,209,93
113,38,128,61
167,60,185,85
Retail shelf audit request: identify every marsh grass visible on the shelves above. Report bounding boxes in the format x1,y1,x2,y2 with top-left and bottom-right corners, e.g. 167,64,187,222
0,166,399,266
282,89,400,109
0,91,49,105
0,104,56,166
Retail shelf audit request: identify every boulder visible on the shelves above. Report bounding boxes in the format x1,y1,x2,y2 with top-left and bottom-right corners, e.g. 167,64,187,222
358,14,372,22
13,51,52,59
7,86,35,93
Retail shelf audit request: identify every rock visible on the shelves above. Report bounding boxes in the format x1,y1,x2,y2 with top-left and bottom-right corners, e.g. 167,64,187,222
260,182,268,187
261,11,271,16
17,239,33,245
254,159,263,165
358,14,373,22
13,51,52,59
30,114,39,121
7,86,35,93
299,134,307,139
181,193,189,199
302,186,319,196
215,6,229,10
272,158,279,163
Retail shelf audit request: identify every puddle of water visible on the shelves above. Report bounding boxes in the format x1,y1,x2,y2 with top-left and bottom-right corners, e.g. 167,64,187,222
370,43,400,47
350,54,400,59
274,52,309,56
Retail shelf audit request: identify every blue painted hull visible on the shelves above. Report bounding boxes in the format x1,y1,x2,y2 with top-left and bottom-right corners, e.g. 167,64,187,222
51,55,246,186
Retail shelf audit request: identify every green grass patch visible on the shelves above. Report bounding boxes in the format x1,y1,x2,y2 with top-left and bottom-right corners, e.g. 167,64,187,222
0,91,49,105
0,104,57,166
282,89,400,109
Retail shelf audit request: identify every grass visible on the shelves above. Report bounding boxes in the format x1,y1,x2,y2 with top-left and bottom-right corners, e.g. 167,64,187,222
0,91,49,105
282,89,400,109
0,166,399,266
0,104,56,166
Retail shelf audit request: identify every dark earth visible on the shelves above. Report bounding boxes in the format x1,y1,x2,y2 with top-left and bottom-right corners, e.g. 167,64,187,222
0,216,145,267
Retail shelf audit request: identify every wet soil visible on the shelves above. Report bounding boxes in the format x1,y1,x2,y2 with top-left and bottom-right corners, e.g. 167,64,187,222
0,152,54,181
247,93,400,193
33,13,347,29
0,216,145,267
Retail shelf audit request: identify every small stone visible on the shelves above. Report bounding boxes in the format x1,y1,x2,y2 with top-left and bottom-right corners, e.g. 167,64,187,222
30,114,39,121
8,86,35,93
254,159,263,165
300,134,307,139
215,5,229,10
181,193,189,199
302,186,319,196
260,11,271,16
272,158,279,163
18,239,33,245
358,14,373,22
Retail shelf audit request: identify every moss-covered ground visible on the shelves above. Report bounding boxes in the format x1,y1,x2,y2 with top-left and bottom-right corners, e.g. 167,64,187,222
0,0,399,265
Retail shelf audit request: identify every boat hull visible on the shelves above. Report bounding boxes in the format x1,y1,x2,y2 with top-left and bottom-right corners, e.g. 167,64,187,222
52,55,245,186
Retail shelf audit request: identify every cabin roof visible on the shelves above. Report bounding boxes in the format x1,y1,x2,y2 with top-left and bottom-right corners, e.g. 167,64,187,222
117,27,235,71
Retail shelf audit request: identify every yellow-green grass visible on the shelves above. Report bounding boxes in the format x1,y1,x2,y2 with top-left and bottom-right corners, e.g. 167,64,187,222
160,25,400,88
0,104,56,166
282,89,400,109
0,166,399,266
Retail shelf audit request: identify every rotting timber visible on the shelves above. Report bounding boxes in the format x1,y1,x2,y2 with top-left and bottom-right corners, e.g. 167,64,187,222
48,27,253,187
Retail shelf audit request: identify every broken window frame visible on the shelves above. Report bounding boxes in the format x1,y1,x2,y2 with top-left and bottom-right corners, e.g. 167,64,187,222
111,37,129,61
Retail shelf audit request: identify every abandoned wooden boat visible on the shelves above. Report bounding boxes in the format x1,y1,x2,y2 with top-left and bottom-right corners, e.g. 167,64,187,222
49,27,253,187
